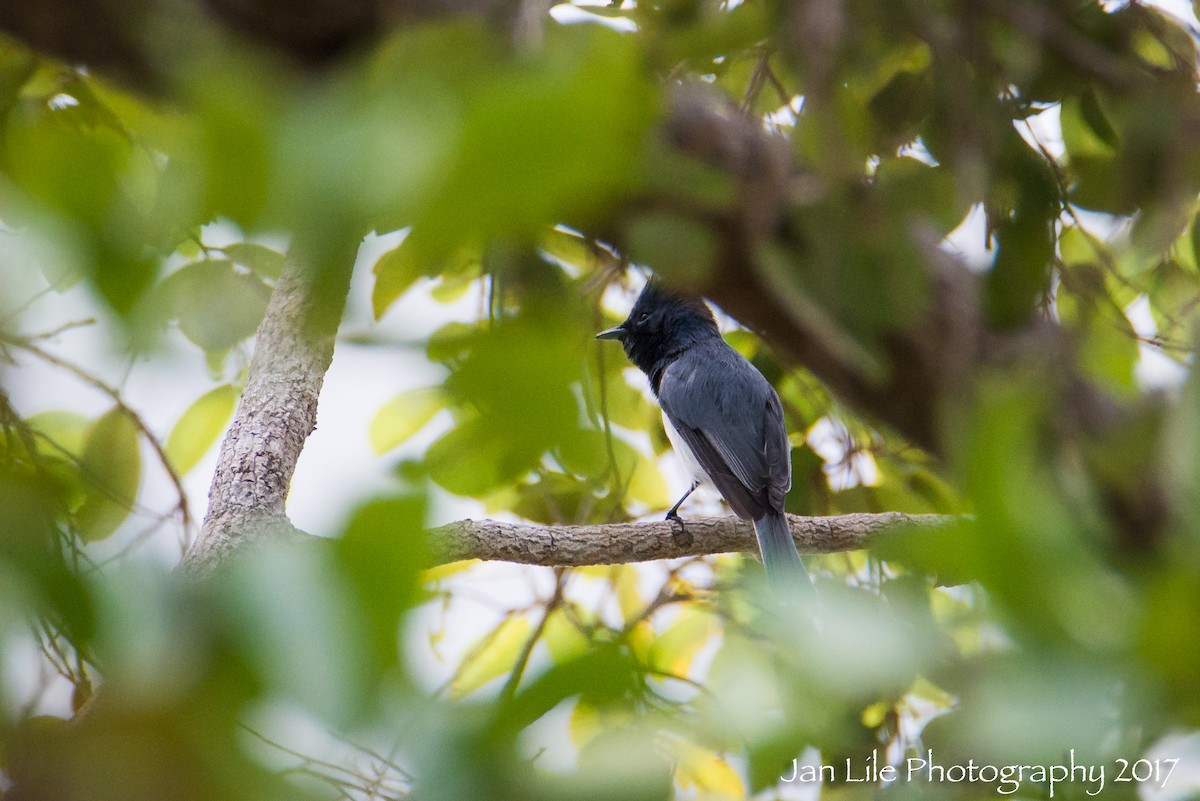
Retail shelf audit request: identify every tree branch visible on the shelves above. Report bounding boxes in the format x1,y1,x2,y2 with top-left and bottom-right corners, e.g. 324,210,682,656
426,512,949,567
181,260,345,576
655,84,985,455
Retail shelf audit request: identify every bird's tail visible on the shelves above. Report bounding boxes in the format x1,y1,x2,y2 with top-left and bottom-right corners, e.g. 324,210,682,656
753,511,811,589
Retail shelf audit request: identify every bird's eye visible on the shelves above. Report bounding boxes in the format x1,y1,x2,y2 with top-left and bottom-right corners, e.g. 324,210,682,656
637,312,649,324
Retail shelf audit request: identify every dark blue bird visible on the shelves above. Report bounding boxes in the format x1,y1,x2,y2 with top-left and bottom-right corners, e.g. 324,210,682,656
597,279,810,588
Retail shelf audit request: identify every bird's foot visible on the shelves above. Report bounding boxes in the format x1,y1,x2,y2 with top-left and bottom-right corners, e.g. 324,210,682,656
665,511,692,548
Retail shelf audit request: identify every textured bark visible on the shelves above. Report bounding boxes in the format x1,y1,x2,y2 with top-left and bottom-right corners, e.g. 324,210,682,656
427,512,950,567
181,262,340,576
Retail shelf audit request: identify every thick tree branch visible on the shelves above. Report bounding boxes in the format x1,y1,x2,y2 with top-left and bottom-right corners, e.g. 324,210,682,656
426,512,949,567
181,260,345,576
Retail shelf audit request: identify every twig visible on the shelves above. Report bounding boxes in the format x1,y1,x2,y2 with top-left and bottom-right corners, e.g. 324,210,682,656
1,334,194,551
500,570,565,701
26,318,98,341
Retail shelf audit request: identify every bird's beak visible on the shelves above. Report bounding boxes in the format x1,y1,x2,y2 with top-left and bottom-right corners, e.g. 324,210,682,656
595,325,625,341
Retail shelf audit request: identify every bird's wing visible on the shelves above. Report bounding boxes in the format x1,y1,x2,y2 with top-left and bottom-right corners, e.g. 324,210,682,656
658,344,790,520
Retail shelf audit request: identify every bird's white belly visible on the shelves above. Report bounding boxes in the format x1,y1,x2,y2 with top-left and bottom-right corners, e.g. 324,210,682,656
662,410,709,486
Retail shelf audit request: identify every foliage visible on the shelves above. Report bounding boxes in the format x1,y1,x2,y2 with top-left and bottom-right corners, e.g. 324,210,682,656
1,1,1200,800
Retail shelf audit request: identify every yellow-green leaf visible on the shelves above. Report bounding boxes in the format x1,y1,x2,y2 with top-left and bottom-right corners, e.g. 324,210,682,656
540,226,592,270
674,741,746,800
74,407,141,542
568,698,603,748
369,387,445,454
543,606,591,664
165,384,239,475
610,564,644,621
373,236,481,319
27,410,91,456
647,607,719,677
223,242,286,280
420,559,477,583
371,240,424,320
450,614,531,698
158,260,272,352
628,456,670,509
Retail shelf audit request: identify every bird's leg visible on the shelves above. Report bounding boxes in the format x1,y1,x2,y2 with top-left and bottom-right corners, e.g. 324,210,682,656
665,481,700,522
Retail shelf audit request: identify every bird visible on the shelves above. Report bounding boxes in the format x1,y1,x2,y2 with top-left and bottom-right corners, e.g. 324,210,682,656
596,278,810,589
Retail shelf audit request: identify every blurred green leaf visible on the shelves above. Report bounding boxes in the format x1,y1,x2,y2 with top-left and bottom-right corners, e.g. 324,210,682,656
73,407,141,542
165,384,239,475
647,607,719,677
27,410,91,456
540,227,593,271
543,605,591,664
406,24,657,254
372,239,426,319
158,260,272,352
222,242,286,281
336,496,428,679
673,740,745,800
369,387,445,454
451,613,532,698
218,539,371,724
625,214,717,285
91,558,194,702
1141,567,1200,722
4,93,158,312
427,416,541,497
0,468,95,643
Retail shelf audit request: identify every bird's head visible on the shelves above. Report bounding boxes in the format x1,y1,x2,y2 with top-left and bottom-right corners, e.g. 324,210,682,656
596,279,719,375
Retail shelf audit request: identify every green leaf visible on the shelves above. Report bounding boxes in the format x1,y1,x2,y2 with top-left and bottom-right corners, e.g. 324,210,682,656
165,384,239,475
1190,211,1200,268
426,418,541,497
408,24,657,253
875,158,967,237
158,260,272,352
1058,225,1105,268
1078,307,1139,397
372,236,480,319
596,373,655,431
624,214,717,285
1062,90,1118,160
555,429,614,480
986,215,1054,327
222,242,285,280
218,539,370,725
627,456,670,509
26,410,91,457
429,267,480,304
539,227,592,271
73,407,141,542
451,614,532,698
867,67,932,150
4,98,159,313
674,741,746,800
647,607,719,677
371,239,426,320
543,606,591,664
336,496,429,677
369,387,445,454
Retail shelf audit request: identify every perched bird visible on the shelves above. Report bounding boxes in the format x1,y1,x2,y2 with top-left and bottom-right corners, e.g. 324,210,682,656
597,279,810,588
